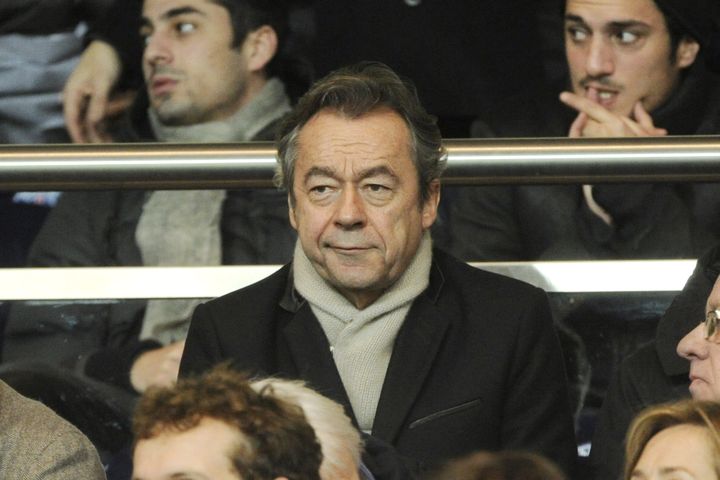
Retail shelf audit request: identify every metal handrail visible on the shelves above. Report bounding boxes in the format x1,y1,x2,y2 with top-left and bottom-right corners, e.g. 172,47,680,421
0,260,696,301
1,136,720,190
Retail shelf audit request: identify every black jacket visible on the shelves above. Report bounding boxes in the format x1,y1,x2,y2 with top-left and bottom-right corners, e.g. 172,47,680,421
445,61,720,260
588,244,720,480
180,249,578,476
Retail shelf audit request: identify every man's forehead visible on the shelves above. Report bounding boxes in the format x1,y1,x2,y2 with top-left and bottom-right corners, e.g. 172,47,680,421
143,0,215,17
565,0,663,24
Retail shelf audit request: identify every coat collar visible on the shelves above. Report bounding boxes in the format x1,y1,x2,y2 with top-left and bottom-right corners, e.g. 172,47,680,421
278,250,449,441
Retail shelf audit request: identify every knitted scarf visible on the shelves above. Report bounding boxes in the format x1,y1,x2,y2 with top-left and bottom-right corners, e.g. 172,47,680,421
293,232,433,432
136,78,290,345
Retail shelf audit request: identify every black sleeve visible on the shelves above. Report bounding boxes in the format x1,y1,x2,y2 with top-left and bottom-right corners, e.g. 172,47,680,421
3,192,147,391
86,0,144,89
501,288,578,477
179,301,224,378
446,186,527,261
589,344,690,480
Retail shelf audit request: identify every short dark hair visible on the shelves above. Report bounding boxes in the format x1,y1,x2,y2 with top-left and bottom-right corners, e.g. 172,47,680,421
210,0,289,78
654,0,696,62
275,61,447,205
133,365,322,480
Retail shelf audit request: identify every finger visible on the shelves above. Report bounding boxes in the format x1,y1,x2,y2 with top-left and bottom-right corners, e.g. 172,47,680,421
568,112,588,138
63,87,89,143
619,116,649,136
84,88,110,143
632,102,666,135
559,91,617,125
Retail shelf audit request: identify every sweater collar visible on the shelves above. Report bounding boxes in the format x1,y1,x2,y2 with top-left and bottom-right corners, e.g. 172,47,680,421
148,77,290,143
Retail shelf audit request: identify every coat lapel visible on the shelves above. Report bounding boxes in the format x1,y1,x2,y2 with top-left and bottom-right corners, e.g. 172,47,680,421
282,303,355,421
371,260,449,443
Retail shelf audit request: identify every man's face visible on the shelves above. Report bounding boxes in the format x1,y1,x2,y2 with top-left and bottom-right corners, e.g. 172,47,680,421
132,418,244,480
289,108,439,309
564,0,693,117
141,0,252,126
677,323,720,401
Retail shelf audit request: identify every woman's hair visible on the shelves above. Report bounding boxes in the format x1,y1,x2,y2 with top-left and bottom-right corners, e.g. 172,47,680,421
624,399,720,480
428,451,566,480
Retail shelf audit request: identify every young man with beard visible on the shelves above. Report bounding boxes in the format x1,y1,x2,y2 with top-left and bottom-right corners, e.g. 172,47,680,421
447,0,720,261
3,0,299,446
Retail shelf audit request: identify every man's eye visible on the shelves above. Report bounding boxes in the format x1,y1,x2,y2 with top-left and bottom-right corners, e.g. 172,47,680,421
308,185,334,199
364,184,392,200
566,27,588,42
176,22,196,34
616,30,639,44
139,29,152,45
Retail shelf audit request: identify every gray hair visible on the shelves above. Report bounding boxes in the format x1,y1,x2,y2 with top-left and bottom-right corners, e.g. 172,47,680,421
275,61,446,205
252,378,363,480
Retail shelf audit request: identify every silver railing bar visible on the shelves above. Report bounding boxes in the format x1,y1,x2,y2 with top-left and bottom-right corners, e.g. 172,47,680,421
1,136,720,190
0,260,697,301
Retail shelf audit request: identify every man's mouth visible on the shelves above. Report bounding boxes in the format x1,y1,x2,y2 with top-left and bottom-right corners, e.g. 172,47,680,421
585,85,618,108
150,76,178,97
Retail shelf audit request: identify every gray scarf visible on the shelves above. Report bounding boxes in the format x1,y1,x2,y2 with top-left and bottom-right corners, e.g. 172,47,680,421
293,232,433,432
137,79,290,344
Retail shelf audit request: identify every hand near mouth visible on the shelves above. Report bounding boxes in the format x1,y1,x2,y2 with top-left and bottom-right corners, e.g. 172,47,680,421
560,91,667,138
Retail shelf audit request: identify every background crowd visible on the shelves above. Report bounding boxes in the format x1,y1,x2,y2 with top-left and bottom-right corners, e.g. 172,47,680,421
1,0,720,479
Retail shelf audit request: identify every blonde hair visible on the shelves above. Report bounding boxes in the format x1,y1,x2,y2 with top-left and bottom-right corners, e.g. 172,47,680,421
252,378,363,480
624,400,720,480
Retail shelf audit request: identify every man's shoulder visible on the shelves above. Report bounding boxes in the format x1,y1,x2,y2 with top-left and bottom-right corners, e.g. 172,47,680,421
433,248,545,300
202,263,292,311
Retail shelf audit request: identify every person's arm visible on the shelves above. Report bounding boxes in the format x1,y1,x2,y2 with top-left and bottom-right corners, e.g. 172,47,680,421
63,0,143,143
63,40,122,143
446,186,526,261
589,348,654,480
500,289,578,477
21,428,106,480
178,302,224,378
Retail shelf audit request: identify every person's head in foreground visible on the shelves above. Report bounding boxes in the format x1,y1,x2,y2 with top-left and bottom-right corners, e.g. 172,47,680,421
624,399,720,480
251,378,362,480
275,61,446,310
131,365,323,480
677,274,720,401
428,450,566,480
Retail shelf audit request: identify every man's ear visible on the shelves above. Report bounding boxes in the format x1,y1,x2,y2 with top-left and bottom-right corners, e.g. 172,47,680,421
421,179,441,230
244,25,278,73
675,37,700,69
288,194,298,231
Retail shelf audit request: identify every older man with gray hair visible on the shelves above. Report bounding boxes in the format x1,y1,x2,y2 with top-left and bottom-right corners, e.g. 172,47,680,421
180,62,577,476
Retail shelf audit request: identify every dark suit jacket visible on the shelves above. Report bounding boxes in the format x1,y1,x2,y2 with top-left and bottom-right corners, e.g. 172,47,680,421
180,249,577,474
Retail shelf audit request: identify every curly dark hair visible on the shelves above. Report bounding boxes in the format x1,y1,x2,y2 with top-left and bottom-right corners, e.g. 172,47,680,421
133,365,322,480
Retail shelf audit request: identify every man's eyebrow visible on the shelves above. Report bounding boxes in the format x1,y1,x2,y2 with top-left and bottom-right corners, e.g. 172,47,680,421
304,166,338,183
607,20,651,30
564,14,587,24
302,165,400,183
358,165,399,182
141,6,207,27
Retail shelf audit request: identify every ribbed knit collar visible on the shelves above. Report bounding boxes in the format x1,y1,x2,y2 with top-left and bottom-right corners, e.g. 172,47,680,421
292,232,433,319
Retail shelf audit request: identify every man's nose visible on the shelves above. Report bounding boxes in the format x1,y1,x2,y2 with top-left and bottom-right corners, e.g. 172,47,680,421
333,188,366,229
585,38,615,77
677,323,708,360
143,32,172,67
